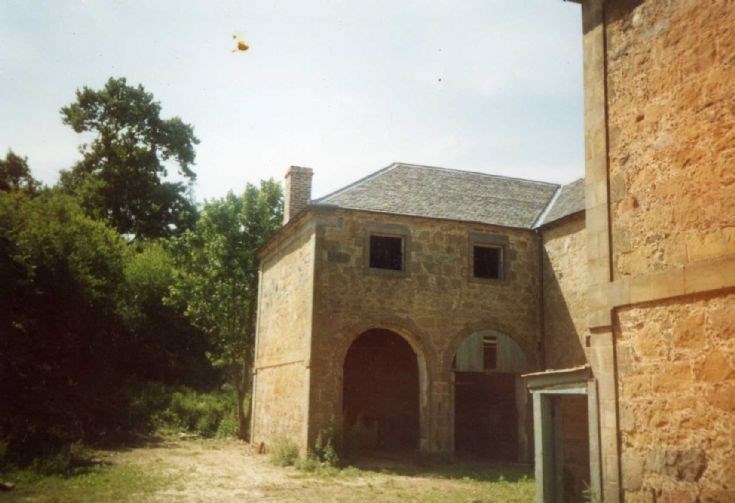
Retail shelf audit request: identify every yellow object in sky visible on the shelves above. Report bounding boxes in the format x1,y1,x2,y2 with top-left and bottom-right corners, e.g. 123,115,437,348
232,34,249,52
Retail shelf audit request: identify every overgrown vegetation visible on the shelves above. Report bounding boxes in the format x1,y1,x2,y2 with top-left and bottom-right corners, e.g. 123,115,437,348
1,461,169,502
269,438,300,467
0,77,282,473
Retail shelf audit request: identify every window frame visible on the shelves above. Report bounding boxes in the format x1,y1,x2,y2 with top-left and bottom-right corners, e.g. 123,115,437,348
468,231,511,283
368,233,405,271
363,223,411,276
473,244,504,280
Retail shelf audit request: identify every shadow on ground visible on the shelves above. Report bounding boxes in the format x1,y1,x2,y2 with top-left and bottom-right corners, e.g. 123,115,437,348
347,450,533,483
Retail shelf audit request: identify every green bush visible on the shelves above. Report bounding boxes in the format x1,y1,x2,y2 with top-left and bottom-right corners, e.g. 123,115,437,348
312,427,341,467
270,438,299,467
215,412,238,438
294,456,321,472
155,387,237,438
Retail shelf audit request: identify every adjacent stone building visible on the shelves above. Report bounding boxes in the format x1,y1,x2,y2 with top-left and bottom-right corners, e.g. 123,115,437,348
251,1,734,502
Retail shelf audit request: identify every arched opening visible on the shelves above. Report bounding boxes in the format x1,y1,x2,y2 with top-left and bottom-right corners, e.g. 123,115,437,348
452,330,528,461
342,329,420,452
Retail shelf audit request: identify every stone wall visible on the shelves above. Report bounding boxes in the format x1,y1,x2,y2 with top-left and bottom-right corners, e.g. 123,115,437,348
606,0,735,278
251,219,315,452
616,291,735,502
307,208,542,453
541,213,589,370
599,1,735,500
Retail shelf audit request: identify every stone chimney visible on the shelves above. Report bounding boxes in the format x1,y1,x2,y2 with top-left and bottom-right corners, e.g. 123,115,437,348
283,166,313,224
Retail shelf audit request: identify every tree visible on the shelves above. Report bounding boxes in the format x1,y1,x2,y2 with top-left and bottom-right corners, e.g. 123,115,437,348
168,180,282,438
59,77,199,240
0,150,38,193
117,242,215,387
0,190,129,452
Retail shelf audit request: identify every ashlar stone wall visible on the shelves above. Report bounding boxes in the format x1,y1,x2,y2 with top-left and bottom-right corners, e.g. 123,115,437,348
307,208,542,454
251,218,316,453
616,291,735,502
591,1,735,500
606,0,735,278
541,213,590,370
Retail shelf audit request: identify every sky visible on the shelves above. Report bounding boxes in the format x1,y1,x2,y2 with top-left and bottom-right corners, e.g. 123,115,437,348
0,0,584,202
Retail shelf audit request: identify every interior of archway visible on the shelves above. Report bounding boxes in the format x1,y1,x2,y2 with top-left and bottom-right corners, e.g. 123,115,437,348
342,329,419,453
453,330,527,461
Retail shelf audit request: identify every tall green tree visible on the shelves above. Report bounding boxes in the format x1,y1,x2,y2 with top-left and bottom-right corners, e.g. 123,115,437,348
118,242,215,387
0,190,129,450
59,77,199,240
168,180,282,438
0,150,38,193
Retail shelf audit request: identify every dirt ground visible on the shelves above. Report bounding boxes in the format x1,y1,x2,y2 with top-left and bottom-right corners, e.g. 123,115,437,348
4,437,535,502
117,437,533,502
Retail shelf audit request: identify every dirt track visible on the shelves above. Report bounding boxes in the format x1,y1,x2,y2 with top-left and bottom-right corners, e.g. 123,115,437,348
110,437,534,502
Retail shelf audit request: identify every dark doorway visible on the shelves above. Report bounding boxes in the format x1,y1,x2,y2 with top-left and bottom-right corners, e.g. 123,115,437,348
343,329,419,452
558,395,591,502
454,371,518,460
452,331,528,461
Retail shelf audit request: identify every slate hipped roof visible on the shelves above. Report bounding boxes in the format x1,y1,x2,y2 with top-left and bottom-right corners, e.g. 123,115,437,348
539,177,585,227
311,163,584,229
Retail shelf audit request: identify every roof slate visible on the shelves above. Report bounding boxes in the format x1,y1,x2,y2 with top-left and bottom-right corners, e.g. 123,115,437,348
312,163,562,229
539,178,586,226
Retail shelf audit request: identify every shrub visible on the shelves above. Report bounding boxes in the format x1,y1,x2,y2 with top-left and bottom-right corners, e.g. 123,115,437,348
154,387,237,438
294,456,321,472
215,412,238,438
270,439,299,467
312,426,342,467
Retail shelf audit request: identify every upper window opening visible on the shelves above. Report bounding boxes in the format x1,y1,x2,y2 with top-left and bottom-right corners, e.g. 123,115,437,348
474,245,502,279
483,335,498,370
369,235,403,271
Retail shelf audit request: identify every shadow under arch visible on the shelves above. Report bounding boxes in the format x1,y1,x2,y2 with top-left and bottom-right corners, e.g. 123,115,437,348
336,322,432,453
446,324,533,463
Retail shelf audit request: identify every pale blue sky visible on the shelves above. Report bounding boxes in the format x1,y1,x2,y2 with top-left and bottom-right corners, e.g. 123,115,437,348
0,0,583,201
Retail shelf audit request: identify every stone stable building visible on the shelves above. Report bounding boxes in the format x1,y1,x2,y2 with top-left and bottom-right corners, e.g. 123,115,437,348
251,1,735,502
251,163,588,469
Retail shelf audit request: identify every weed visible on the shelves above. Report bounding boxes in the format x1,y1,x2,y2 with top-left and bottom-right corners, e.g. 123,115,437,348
311,426,342,466
269,438,299,467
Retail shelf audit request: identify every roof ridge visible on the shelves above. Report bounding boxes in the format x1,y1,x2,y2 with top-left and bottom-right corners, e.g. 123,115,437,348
532,185,563,229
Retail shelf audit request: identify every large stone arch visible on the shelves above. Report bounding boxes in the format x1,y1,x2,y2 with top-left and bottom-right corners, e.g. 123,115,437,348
319,317,436,453
444,323,534,462
443,318,539,374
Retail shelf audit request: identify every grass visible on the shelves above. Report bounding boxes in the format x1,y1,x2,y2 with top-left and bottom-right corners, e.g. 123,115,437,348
286,452,535,502
0,462,168,502
0,439,535,502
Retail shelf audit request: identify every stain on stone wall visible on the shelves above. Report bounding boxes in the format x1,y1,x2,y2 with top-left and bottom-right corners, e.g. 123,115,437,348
541,213,589,369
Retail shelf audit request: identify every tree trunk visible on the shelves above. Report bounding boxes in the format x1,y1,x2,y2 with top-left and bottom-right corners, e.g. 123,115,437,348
240,350,252,440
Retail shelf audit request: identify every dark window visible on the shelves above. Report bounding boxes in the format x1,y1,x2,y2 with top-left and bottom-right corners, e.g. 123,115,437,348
473,245,502,279
369,235,403,271
483,335,497,370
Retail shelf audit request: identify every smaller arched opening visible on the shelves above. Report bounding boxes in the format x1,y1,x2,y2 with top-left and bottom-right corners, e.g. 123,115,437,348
342,329,420,453
452,330,528,461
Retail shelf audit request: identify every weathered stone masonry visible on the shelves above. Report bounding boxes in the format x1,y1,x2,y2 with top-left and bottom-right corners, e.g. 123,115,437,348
574,0,735,501
252,3,735,501
251,216,316,452
307,208,542,454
